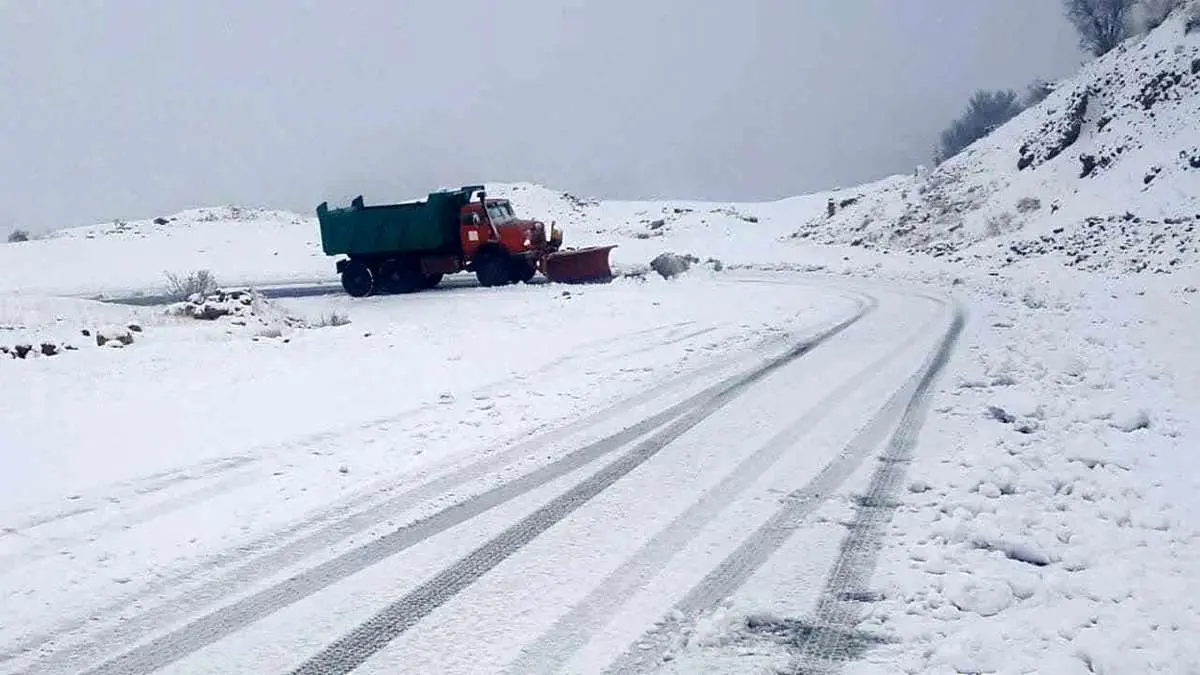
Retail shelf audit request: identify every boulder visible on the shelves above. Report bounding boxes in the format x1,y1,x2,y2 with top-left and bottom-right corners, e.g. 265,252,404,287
650,252,693,279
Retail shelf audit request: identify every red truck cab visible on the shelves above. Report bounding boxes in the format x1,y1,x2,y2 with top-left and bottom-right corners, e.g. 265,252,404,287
458,197,561,259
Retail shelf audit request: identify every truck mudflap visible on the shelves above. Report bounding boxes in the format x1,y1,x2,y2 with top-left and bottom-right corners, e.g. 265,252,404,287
541,245,617,284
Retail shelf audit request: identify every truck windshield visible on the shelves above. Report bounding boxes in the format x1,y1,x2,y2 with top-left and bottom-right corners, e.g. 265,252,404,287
486,203,514,224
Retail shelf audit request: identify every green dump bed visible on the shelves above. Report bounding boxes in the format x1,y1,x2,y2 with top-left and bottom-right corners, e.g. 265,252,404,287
317,187,478,257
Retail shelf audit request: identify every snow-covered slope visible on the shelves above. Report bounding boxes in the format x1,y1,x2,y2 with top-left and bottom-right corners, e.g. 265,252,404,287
0,181,856,297
792,7,1200,274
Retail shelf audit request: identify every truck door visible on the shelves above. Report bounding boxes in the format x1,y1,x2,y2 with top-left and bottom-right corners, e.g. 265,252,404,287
460,209,492,257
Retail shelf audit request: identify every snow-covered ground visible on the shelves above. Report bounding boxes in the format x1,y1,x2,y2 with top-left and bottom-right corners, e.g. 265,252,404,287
4,202,1195,675
3,7,1199,675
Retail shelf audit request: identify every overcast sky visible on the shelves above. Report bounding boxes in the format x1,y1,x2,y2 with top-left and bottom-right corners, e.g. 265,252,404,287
1,1,1085,232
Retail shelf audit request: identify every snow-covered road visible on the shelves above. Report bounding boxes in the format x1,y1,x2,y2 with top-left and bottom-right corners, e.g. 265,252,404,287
0,273,962,675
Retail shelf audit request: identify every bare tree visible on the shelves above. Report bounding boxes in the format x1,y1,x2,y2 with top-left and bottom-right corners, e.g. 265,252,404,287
164,269,219,300
1063,0,1135,56
937,89,1025,162
1138,0,1183,31
1024,79,1056,107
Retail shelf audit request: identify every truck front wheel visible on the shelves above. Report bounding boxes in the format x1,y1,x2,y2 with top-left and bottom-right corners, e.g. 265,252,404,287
340,260,375,297
509,258,537,284
475,252,511,288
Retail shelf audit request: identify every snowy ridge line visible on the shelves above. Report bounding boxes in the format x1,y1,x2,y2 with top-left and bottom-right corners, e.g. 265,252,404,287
0,319,698,536
600,293,961,675
65,298,873,675
501,298,943,675
790,300,965,675
285,298,875,675
0,315,808,675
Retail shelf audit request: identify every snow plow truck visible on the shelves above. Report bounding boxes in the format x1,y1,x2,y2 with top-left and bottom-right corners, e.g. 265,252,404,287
316,185,615,297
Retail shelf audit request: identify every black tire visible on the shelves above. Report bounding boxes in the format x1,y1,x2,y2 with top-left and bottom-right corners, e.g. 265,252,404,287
475,251,511,288
378,258,424,294
423,273,444,289
509,258,537,284
340,260,375,297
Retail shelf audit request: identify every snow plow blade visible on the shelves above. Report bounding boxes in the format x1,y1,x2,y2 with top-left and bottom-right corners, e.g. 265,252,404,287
542,245,616,284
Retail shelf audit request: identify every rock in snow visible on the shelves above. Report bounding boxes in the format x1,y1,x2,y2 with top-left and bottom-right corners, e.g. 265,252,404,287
650,252,695,279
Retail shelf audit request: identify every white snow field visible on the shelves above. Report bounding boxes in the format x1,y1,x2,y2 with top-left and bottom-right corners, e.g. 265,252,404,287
3,6,1200,675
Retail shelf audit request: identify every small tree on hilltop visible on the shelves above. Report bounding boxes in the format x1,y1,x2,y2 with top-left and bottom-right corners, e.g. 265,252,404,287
1063,0,1135,57
1024,78,1056,107
1137,0,1183,31
937,89,1025,163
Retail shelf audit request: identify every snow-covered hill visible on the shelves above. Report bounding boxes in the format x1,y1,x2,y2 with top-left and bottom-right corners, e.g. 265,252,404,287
0,180,857,297
792,6,1200,274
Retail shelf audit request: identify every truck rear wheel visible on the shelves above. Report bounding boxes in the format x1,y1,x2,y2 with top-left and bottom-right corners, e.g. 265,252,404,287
340,260,374,297
379,258,424,294
475,252,511,288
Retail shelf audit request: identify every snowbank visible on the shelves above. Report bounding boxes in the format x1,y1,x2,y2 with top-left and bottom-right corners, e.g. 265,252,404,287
842,266,1200,675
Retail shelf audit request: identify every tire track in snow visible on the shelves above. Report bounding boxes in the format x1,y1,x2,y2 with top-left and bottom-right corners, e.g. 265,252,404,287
284,303,872,675
67,301,872,675
3,317,807,674
503,304,940,675
789,300,965,675
0,321,695,546
601,296,964,675
0,455,256,538
0,468,262,576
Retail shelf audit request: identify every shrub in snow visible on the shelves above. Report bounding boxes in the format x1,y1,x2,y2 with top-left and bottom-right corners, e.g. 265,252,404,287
163,269,219,301
984,212,1019,237
1015,196,1042,214
312,312,351,328
1020,286,1050,309
6,229,30,243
